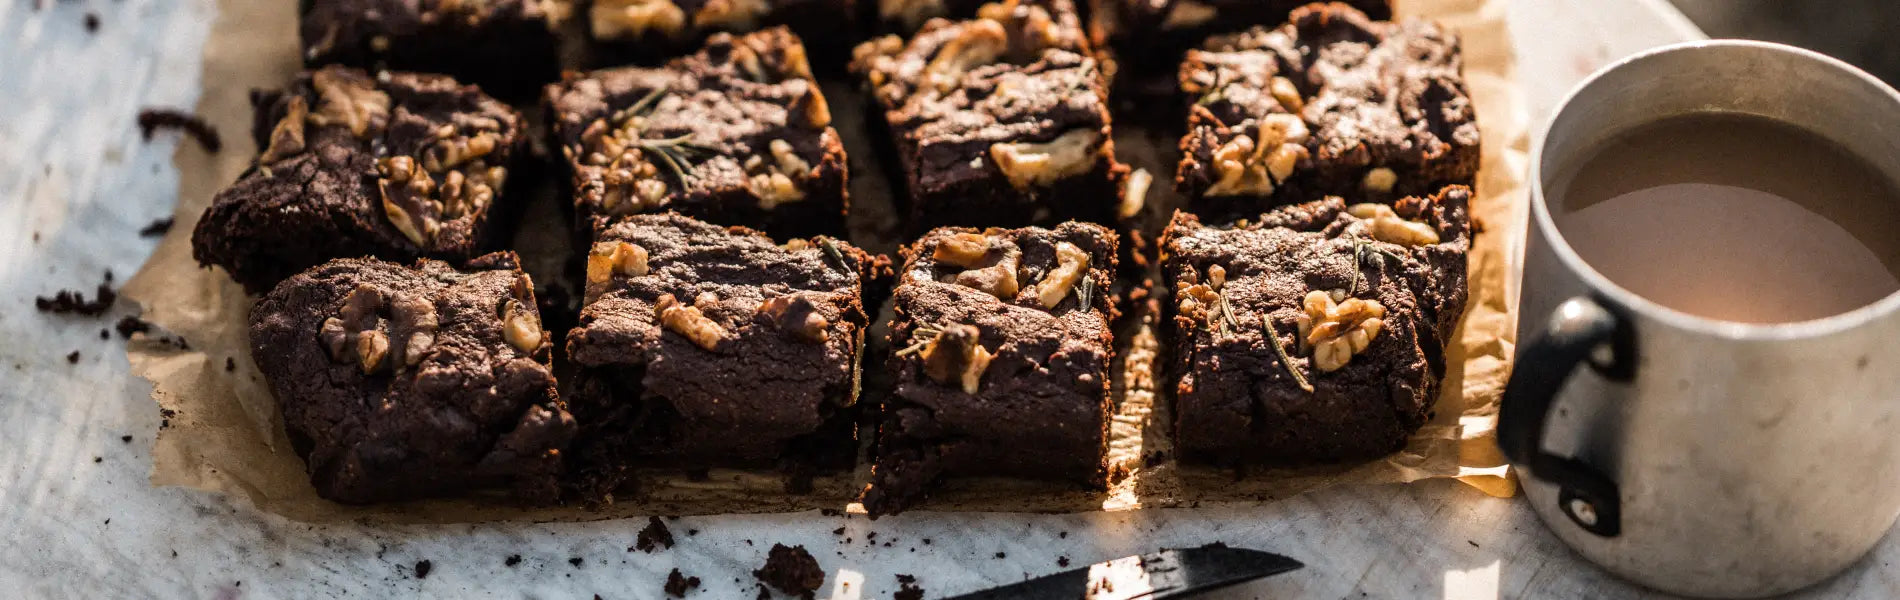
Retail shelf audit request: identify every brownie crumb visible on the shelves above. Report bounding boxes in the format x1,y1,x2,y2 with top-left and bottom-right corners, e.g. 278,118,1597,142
994,552,1006,559
93,457,102,463
1468,540,1479,548
225,357,236,371
504,555,522,567
636,516,675,553
1058,531,1068,539
831,527,845,536
819,508,842,517
413,560,432,579
122,435,132,443
36,284,117,316
1058,556,1070,567
687,529,699,537
754,585,770,600
84,12,99,32
66,351,80,364
136,109,222,153
139,217,175,237
754,544,824,600
894,574,924,600
115,316,151,338
664,568,701,598
922,539,931,545
99,329,110,340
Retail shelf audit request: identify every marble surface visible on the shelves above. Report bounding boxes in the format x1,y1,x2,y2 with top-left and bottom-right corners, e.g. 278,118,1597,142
3,0,1896,598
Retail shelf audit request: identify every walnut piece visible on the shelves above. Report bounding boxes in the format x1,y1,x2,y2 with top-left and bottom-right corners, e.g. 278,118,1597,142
1033,241,1090,309
924,18,1007,93
1269,76,1304,113
1119,167,1152,220
1205,113,1309,197
656,293,729,351
585,241,650,301
760,294,829,343
989,129,1102,190
691,0,769,30
1175,283,1220,326
1161,0,1217,29
591,0,686,40
1294,290,1386,372
308,67,390,138
746,138,813,209
791,83,832,128
389,293,439,367
318,285,397,374
929,230,1022,300
423,130,500,173
500,299,544,354
880,0,945,30
919,324,993,395
376,155,440,247
259,96,308,164
932,232,992,267
1361,167,1397,193
1347,203,1440,246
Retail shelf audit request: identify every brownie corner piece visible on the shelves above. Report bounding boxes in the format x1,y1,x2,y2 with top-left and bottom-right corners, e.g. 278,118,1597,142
192,66,527,294
864,221,1118,517
1175,2,1477,218
850,0,1127,230
547,27,848,238
1160,185,1472,467
248,252,572,504
300,0,562,98
562,213,875,501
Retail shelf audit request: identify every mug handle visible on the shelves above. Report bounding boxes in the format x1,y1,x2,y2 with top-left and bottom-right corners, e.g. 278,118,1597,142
1501,297,1632,538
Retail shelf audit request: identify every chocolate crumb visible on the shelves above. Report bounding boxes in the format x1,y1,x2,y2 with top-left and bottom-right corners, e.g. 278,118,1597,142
139,217,175,237
99,329,109,340
115,316,151,338
36,284,117,316
831,527,845,536
754,544,824,600
894,574,924,600
568,557,583,568
414,560,432,579
504,555,522,567
1058,556,1070,567
819,508,842,517
225,357,236,371
1058,531,1068,539
664,568,701,597
84,12,99,32
93,457,102,463
67,351,80,364
122,435,132,443
636,516,675,553
1468,540,1479,548
754,585,770,600
922,538,931,545
136,109,222,153
994,552,1006,559
687,529,699,537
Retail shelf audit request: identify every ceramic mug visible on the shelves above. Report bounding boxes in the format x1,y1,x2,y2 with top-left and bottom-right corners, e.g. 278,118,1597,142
1502,41,1900,598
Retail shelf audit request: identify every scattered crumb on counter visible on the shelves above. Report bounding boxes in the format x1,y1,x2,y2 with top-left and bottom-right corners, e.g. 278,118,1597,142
894,574,924,600
37,284,116,316
66,350,80,364
413,560,431,579
115,316,151,338
754,544,823,600
1058,556,1070,567
636,516,674,553
568,557,583,568
504,555,521,567
84,12,98,32
664,568,701,598
136,108,222,153
139,217,175,237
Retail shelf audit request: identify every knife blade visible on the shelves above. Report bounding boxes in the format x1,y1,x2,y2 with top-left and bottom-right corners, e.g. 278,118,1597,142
943,545,1303,600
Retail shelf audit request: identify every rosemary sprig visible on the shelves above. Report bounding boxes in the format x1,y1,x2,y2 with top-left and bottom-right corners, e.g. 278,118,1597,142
638,134,717,187
1348,234,1405,294
894,325,943,357
612,84,671,126
1216,287,1239,336
819,238,852,274
1076,276,1095,312
1263,314,1314,393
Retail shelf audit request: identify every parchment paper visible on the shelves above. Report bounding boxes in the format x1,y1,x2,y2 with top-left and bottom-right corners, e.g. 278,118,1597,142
126,0,1525,523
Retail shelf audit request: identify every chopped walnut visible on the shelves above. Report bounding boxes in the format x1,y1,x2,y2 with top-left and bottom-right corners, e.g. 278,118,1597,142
318,285,394,373
769,139,812,176
1161,0,1217,29
389,293,439,367
656,293,728,351
307,68,390,138
1206,264,1226,291
1269,76,1304,113
744,138,812,209
760,294,829,343
591,0,686,40
1205,113,1309,197
437,164,504,219
500,299,544,354
1175,283,1220,326
924,19,1007,93
932,232,1020,300
880,0,946,30
1119,168,1152,220
932,232,992,267
790,83,832,128
259,96,308,164
919,324,993,394
585,241,650,301
376,155,440,247
955,250,1020,300
1033,242,1090,309
1347,203,1440,246
853,35,905,88
691,0,768,30
1293,290,1385,372
422,131,500,173
989,129,1101,190
748,171,804,208
1361,167,1397,193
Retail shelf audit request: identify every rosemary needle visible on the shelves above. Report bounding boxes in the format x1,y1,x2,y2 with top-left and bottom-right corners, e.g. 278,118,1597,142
1264,313,1314,393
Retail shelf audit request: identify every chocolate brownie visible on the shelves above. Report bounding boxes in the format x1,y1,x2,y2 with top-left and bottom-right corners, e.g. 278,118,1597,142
249,252,573,504
1175,3,1479,219
1087,0,1391,104
1159,185,1471,466
193,66,528,295
870,0,1073,32
547,28,848,239
863,221,1117,516
300,0,562,98
583,0,859,69
562,213,878,500
851,0,1128,230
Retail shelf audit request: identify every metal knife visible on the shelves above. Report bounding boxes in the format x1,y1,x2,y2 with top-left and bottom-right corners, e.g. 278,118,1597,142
943,545,1304,600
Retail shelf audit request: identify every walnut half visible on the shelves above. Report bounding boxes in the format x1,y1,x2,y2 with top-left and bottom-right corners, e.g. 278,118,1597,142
1347,203,1440,246
1033,241,1090,309
318,285,391,374
591,0,686,40
586,241,650,301
1294,290,1385,372
919,324,994,395
1205,113,1309,197
656,293,729,351
989,129,1102,191
932,231,1020,300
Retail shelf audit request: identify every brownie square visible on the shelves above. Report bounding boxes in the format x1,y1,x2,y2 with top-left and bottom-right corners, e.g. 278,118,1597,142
249,252,573,504
584,0,860,68
868,0,1068,32
562,213,878,500
1175,3,1479,219
547,28,849,239
863,221,1118,517
1086,0,1391,103
193,66,528,295
1159,186,1471,466
850,0,1128,230
300,0,561,98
